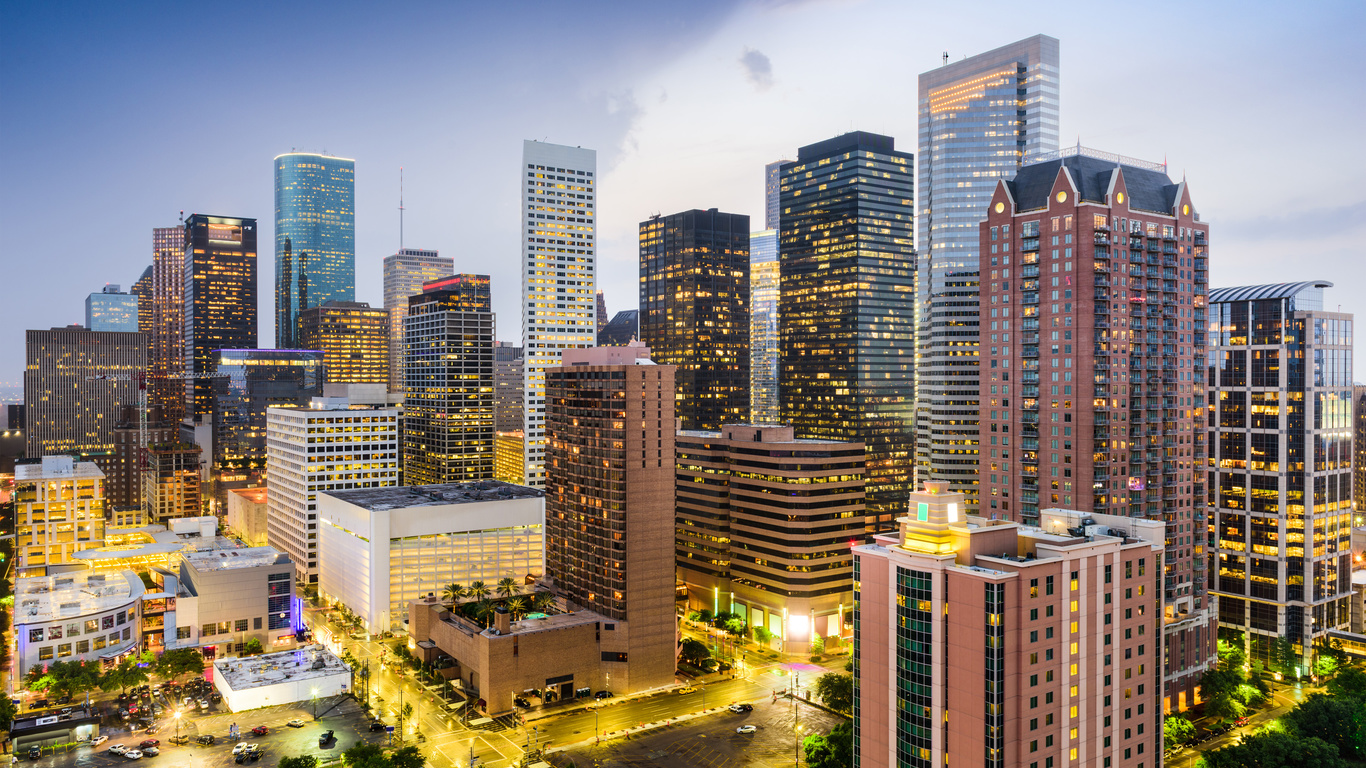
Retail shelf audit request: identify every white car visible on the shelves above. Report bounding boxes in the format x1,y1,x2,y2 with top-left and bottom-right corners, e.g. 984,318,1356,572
231,744,250,756
124,750,143,760
109,745,128,755
736,725,757,734
92,736,109,747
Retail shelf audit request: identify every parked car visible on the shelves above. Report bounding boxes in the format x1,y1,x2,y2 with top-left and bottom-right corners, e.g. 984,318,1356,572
286,719,305,728
319,731,334,747
513,698,530,709
594,691,613,700
138,740,159,750
249,726,269,737
1235,716,1250,727
109,745,128,756
728,703,753,713
195,735,214,746
92,736,109,747
369,721,386,732
31,700,48,710
26,747,40,760
124,750,143,760
231,744,252,756
677,686,697,694
142,747,159,757
736,725,757,734
56,695,72,705
234,752,259,765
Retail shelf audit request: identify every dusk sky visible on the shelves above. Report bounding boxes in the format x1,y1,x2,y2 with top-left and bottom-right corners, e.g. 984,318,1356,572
2,0,1363,398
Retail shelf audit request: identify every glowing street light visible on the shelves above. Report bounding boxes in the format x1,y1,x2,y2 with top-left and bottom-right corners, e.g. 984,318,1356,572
173,710,182,742
312,688,319,720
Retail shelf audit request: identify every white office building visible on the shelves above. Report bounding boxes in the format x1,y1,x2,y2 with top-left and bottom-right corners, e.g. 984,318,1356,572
265,390,400,584
521,140,597,488
317,481,544,635
14,570,143,674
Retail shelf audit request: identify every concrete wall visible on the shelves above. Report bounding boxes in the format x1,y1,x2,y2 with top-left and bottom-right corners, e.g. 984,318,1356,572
213,669,350,713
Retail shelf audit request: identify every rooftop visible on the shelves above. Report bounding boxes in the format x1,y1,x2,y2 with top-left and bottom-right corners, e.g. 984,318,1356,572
15,456,104,482
327,481,542,512
231,487,268,504
15,570,143,623
214,645,350,692
183,546,290,572
1208,280,1334,305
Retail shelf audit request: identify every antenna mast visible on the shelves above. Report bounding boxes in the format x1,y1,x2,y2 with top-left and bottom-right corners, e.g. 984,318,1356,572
399,167,405,252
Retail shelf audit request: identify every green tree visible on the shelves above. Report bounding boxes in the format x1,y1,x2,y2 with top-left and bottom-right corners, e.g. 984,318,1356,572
1282,693,1366,759
1271,636,1300,679
753,626,772,645
441,583,466,603
0,695,18,733
506,597,528,619
495,577,519,598
467,581,491,602
28,660,101,699
802,722,852,768
810,635,825,656
1217,632,1246,672
1316,654,1341,680
242,638,264,656
1198,730,1346,768
156,648,206,681
342,743,387,768
679,638,710,666
99,657,149,696
724,618,746,638
279,756,318,768
473,600,496,628
813,673,853,714
1328,666,1366,700
390,746,423,768
531,592,555,614
1164,715,1195,749
1200,667,1248,722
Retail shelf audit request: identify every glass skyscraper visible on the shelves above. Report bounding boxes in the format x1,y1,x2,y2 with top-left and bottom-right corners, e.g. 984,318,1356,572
778,132,915,530
274,152,356,349
749,229,779,424
914,35,1059,514
184,214,258,420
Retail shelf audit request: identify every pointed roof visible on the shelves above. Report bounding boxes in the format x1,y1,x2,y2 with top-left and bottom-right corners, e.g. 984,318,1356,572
1005,149,1180,214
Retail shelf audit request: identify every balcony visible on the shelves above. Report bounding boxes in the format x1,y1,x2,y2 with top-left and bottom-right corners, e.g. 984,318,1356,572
1021,237,1040,252
1022,293,1039,305
1094,233,1111,245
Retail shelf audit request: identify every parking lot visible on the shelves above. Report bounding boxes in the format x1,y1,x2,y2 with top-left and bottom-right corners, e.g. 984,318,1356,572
555,698,845,768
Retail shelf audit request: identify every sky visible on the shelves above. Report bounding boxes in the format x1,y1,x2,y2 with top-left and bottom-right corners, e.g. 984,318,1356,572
2,0,1364,399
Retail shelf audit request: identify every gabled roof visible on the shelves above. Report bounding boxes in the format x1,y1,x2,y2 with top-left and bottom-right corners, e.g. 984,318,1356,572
1007,154,1179,214
1208,281,1333,304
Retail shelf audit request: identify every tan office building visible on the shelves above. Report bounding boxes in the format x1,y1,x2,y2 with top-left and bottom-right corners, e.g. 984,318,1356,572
297,300,390,385
14,456,107,578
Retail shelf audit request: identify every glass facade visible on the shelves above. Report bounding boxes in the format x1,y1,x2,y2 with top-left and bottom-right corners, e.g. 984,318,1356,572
152,226,186,424
638,209,750,431
778,132,915,528
382,248,453,393
895,567,933,767
86,287,139,332
184,215,258,419
387,525,543,627
915,35,1060,513
274,153,356,349
297,300,389,385
749,230,779,424
213,349,324,501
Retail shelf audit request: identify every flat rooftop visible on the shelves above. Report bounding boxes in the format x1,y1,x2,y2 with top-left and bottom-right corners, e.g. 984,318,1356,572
231,487,268,504
327,481,543,512
15,460,103,482
184,546,289,572
15,570,143,623
214,645,349,692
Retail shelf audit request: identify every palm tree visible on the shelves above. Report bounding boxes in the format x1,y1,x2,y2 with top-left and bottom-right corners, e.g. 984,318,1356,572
468,581,491,602
442,583,466,603
506,597,528,619
531,592,555,614
495,577,519,599
473,600,496,628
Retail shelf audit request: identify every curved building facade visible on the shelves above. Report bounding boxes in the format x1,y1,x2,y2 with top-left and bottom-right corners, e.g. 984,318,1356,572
274,153,356,349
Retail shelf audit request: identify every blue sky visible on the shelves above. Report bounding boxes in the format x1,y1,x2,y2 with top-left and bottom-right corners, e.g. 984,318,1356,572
2,0,1363,396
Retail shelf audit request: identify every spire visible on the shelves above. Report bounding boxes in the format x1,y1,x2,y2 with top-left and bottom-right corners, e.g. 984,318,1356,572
399,167,405,252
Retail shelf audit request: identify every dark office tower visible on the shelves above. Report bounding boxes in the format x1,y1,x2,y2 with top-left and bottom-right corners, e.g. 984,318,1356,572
639,209,750,431
1356,384,1366,515
130,265,154,335
596,290,608,334
598,310,640,346
275,153,356,348
981,146,1212,711
545,345,676,692
915,35,1061,515
183,215,258,420
403,275,495,485
24,326,147,475
152,225,186,423
778,132,915,528
493,342,524,433
1209,281,1353,673
297,301,389,385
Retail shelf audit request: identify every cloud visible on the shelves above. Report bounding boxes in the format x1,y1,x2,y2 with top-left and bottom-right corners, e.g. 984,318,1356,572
739,47,773,91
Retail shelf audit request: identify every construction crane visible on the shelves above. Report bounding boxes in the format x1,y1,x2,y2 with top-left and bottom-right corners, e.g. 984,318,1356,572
86,370,228,522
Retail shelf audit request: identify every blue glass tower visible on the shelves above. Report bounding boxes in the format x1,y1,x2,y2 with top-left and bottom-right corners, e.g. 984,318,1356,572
274,152,356,349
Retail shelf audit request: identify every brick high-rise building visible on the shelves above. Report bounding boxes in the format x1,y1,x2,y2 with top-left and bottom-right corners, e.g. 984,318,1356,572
639,208,750,431
151,225,186,424
1208,281,1353,669
111,404,180,512
544,344,676,692
297,300,389,385
676,424,864,654
184,215,258,420
854,484,1164,768
979,146,1213,711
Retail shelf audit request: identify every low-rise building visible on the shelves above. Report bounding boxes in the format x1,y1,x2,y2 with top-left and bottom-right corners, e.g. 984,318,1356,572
159,546,297,659
227,488,270,547
317,481,544,635
14,570,143,675
14,456,107,578
212,645,351,712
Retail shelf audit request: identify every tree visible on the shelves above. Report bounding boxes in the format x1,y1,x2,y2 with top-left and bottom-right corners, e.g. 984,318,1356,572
0,695,18,732
679,638,710,666
441,583,466,603
1282,693,1366,759
473,600,495,628
803,722,853,768
1316,654,1341,680
753,626,772,645
156,648,206,681
468,581,491,602
399,702,413,732
724,618,746,638
1199,730,1346,768
28,660,100,700
280,757,318,768
495,577,519,599
531,592,555,614
809,635,825,656
390,746,423,768
1200,667,1248,722
342,743,387,768
100,657,149,696
1217,633,1246,672
813,673,853,714
1271,636,1300,679
1164,715,1195,749
1328,666,1366,700
506,597,528,619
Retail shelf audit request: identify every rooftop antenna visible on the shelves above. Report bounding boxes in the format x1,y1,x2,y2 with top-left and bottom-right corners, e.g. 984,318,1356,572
399,167,405,252
942,51,948,66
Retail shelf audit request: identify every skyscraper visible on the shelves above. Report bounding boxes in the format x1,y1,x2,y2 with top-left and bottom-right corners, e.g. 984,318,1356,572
1208,281,1352,670
152,225,186,424
85,285,140,332
24,326,146,465
493,342,524,433
403,275,495,485
382,248,452,393
184,215,258,420
595,289,608,334
130,266,154,335
915,35,1061,515
639,208,750,431
749,229,779,423
274,152,356,349
521,141,597,488
779,132,915,528
598,310,639,346
980,146,1212,711
1356,384,1366,515
297,301,389,385
545,344,676,691
763,159,785,231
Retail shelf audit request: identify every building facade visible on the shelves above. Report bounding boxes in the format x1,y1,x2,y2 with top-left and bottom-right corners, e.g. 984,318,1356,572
494,342,524,433
14,570,143,674
779,132,916,528
227,487,270,547
111,405,180,513
915,36,1061,514
1355,384,1366,516
382,248,452,393
317,482,544,634
676,424,865,653
184,215,258,420
403,275,495,484
297,300,389,385
1208,281,1353,669
521,141,597,489
266,397,400,584
544,345,677,693
130,266,154,336
162,547,297,658
980,146,1213,711
274,152,356,349
763,159,784,231
148,441,202,524
598,310,639,346
86,285,139,332
749,229,779,424
854,485,1164,768
639,209,750,431
14,457,106,578
24,326,146,468
152,225,187,424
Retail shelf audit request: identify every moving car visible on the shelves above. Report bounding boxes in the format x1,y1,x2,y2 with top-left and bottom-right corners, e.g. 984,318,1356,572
124,750,143,760
368,721,386,732
109,745,129,756
249,726,269,737
677,686,697,694
736,725,757,734
593,691,613,700
286,719,305,728
92,736,109,747
319,731,334,747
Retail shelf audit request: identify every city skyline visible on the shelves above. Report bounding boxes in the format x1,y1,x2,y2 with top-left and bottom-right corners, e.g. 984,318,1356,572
2,2,1362,387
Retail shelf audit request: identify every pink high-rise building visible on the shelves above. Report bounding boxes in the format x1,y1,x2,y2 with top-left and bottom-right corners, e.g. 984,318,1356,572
854,482,1163,768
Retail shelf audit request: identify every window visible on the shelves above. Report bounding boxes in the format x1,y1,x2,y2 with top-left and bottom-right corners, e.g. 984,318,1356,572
57,643,72,657
254,617,263,630
202,623,217,638
76,640,89,654
1046,576,1055,595
177,627,191,640
38,646,53,660
235,619,249,633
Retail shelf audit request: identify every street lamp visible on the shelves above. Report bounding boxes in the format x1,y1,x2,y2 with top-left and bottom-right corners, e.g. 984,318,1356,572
173,710,181,742
795,723,803,766
312,688,319,721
